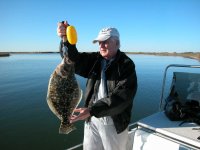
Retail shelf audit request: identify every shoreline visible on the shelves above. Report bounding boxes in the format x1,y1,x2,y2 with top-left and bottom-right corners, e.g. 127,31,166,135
0,52,58,57
126,52,200,61
1,52,200,61
0,52,10,57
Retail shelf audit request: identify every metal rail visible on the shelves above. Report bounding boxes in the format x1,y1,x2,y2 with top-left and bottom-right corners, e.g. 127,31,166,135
65,143,83,150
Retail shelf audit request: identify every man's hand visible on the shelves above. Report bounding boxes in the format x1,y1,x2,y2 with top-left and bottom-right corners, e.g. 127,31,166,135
70,108,91,123
57,21,68,42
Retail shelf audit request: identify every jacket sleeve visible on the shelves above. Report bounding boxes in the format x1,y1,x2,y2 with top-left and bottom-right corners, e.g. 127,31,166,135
89,60,138,117
60,40,98,78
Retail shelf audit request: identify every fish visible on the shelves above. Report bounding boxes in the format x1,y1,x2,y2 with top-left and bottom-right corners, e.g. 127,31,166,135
46,53,82,134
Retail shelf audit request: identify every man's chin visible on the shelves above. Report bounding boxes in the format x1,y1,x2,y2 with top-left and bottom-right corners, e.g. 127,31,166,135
100,51,107,55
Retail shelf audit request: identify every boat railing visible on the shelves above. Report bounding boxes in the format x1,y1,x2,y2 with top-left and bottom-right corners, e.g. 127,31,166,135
65,143,83,150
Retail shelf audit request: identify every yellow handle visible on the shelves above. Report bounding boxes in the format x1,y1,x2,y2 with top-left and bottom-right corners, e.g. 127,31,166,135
66,26,78,45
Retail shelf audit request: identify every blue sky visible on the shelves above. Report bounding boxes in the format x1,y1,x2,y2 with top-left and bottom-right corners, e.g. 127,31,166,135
0,0,200,52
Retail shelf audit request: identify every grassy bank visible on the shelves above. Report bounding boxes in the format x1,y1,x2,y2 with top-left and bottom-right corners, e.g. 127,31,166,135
1,51,200,61
0,52,10,57
126,52,200,61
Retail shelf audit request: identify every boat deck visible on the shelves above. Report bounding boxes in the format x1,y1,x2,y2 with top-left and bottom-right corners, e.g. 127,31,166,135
137,112,200,149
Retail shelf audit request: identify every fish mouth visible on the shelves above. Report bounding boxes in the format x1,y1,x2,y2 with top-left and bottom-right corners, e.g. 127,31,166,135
55,64,67,78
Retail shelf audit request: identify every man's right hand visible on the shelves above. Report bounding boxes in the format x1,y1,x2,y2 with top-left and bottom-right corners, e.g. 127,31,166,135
70,108,91,123
57,21,69,42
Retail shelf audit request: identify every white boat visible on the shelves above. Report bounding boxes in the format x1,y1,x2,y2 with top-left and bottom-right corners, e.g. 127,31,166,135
67,64,200,150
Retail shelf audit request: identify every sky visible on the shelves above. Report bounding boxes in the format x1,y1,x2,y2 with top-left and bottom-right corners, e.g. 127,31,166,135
0,0,200,53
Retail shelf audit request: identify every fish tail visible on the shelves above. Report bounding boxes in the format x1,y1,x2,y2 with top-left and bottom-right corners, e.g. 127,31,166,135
59,123,76,134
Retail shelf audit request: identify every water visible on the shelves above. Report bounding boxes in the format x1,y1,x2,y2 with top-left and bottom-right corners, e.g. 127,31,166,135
0,53,199,150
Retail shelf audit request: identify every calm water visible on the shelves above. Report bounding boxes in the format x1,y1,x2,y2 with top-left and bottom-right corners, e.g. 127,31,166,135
0,53,200,150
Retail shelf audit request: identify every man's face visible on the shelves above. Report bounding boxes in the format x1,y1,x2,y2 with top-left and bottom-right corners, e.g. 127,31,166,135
98,38,118,60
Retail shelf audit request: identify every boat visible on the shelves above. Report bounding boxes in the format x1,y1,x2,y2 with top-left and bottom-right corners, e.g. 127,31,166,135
66,64,200,150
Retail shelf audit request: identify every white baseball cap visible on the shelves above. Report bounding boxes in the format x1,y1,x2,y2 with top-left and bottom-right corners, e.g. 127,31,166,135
93,27,120,43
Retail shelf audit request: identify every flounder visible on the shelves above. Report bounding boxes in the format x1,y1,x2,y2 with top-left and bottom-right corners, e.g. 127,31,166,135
47,54,82,134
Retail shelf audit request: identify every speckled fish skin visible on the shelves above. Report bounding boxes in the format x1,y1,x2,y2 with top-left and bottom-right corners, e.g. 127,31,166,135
47,57,82,134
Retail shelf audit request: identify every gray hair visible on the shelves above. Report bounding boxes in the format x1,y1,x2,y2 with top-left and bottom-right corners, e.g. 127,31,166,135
110,36,120,49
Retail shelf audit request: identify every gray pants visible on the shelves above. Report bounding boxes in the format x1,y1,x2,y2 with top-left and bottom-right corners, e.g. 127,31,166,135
83,116,128,150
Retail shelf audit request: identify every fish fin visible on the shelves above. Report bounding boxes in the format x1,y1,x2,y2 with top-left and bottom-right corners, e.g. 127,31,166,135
59,123,76,134
46,76,62,120
47,100,62,120
72,88,83,115
76,88,83,109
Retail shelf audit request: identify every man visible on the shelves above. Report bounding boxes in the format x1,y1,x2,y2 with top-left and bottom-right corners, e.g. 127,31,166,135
57,21,137,150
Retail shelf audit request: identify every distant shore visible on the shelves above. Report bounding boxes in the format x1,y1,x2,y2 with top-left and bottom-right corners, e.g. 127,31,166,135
1,52,200,61
0,52,10,57
0,52,57,57
126,52,200,61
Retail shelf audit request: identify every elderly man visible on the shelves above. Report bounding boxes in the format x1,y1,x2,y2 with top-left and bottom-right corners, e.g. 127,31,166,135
57,21,137,150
